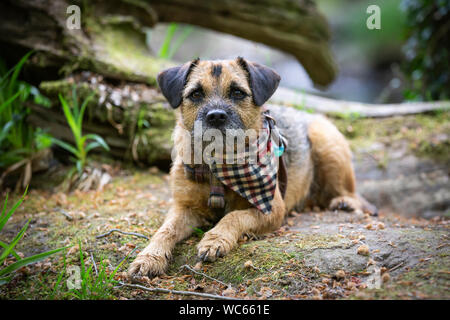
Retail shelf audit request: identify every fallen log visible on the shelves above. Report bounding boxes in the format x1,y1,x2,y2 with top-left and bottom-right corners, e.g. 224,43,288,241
271,87,450,118
29,72,449,168
28,73,175,167
0,0,336,87
148,0,337,86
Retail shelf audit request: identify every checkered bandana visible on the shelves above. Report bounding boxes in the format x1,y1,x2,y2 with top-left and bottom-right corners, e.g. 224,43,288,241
184,111,287,215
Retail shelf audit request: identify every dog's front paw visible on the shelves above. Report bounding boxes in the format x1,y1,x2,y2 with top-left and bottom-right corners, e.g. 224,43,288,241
329,196,359,212
127,253,168,279
197,232,235,262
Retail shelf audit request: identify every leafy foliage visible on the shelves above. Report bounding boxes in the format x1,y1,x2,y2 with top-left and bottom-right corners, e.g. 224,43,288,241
51,86,110,177
401,0,450,100
0,52,52,188
156,23,193,60
0,187,68,285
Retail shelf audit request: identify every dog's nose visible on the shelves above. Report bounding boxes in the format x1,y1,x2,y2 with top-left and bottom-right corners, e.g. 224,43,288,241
206,109,228,127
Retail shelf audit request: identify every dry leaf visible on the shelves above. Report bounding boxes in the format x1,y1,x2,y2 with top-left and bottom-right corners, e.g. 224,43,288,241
357,244,370,256
335,270,346,279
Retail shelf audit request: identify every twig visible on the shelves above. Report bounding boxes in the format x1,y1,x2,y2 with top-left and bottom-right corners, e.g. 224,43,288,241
96,228,149,240
389,262,405,272
55,208,73,221
116,247,139,268
117,281,238,300
180,264,230,288
91,253,98,276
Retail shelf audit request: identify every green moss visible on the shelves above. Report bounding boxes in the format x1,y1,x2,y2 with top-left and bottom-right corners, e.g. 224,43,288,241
167,237,305,288
39,80,99,104
332,112,450,162
293,234,347,250
84,15,171,85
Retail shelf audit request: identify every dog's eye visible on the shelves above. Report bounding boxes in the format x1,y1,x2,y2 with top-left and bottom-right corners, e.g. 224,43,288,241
230,89,246,100
189,89,203,101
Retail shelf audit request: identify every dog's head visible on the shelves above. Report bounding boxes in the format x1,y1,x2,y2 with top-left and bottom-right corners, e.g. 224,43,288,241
157,58,280,133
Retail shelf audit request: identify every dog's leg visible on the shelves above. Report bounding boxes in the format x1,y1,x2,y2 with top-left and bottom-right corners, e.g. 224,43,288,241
308,117,377,215
197,190,286,262
128,205,202,278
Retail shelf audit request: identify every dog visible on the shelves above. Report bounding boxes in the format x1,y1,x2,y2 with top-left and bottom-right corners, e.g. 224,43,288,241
128,57,376,278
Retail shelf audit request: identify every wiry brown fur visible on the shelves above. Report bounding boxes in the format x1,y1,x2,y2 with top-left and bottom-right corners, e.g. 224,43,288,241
128,59,375,278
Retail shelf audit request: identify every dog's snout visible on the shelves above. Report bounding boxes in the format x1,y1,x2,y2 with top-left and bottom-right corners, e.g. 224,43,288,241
206,109,228,127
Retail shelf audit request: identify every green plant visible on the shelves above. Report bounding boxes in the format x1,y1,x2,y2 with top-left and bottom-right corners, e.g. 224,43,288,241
130,105,151,162
0,187,68,285
157,23,193,59
68,242,128,299
401,0,450,100
0,52,52,189
51,86,110,177
192,227,205,237
48,256,67,299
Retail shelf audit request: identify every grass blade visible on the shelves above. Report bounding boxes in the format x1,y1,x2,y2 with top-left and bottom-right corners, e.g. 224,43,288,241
168,26,193,59
59,94,80,142
0,275,13,285
7,51,33,95
51,137,80,158
1,193,7,218
0,246,69,277
0,240,21,260
77,93,94,131
84,142,101,153
84,134,110,151
0,90,21,113
0,219,30,263
0,186,28,232
158,23,178,59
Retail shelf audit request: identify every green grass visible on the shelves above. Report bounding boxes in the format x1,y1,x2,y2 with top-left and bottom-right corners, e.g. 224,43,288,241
49,241,131,300
0,187,68,285
68,243,127,299
157,23,193,60
0,52,52,189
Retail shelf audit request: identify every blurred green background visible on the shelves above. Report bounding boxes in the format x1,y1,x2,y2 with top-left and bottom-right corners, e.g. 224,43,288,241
146,0,448,103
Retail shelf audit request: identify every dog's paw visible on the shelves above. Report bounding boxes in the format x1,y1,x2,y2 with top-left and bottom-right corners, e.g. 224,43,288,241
197,232,234,262
127,253,168,279
329,196,359,213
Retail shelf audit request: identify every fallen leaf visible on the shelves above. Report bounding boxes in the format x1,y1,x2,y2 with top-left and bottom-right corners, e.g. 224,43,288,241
357,244,370,256
244,260,254,269
335,270,346,279
381,272,390,283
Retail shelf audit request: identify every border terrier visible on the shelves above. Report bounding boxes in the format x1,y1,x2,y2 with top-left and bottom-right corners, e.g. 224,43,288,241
128,57,376,278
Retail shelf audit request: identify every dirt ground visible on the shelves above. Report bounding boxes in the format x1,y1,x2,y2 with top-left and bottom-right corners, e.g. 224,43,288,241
0,113,449,300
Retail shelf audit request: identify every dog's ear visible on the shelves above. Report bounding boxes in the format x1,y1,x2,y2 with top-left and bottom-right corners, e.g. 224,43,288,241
157,58,199,108
236,57,281,106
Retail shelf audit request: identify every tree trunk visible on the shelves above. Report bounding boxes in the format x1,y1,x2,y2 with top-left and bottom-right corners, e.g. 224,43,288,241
148,0,336,86
2,0,447,167
0,0,336,86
